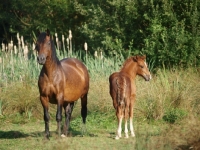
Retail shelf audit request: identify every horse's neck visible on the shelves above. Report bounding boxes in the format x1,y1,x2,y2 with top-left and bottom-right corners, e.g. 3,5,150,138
43,57,60,79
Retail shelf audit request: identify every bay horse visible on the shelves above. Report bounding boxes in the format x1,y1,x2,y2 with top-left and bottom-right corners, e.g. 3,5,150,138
109,55,151,139
35,29,89,139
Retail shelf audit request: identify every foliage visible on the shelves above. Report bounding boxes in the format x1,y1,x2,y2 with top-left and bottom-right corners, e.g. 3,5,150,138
142,0,200,68
0,0,200,68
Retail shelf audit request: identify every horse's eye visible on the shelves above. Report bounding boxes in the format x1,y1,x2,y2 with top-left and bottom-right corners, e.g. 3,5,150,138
140,65,144,68
47,41,51,45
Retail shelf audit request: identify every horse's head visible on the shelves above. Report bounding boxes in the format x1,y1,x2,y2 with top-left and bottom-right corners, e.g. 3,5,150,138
133,55,151,81
35,29,52,65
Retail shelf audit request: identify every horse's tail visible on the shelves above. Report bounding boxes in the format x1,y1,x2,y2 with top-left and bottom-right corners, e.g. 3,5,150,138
116,76,126,109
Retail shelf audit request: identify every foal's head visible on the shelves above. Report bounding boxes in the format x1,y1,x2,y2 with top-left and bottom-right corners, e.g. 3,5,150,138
35,29,54,65
133,55,151,81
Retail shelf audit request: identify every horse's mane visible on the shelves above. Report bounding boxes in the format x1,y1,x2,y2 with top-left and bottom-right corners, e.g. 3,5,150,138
39,32,59,64
120,56,134,71
50,40,59,63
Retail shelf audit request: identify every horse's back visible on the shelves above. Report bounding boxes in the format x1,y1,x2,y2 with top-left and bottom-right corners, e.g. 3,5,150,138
61,58,89,101
61,58,88,77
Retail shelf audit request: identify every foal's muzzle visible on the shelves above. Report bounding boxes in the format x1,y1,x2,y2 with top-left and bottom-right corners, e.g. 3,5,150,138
144,74,151,81
37,54,46,65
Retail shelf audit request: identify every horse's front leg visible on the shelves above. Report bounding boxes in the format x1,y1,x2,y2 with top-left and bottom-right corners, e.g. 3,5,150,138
40,96,50,139
62,102,74,137
56,94,64,137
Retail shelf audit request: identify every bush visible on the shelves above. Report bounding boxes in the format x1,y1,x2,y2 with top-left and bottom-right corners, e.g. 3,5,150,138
163,108,187,124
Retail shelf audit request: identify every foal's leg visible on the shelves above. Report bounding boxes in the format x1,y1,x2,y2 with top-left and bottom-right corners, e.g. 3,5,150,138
124,102,129,138
62,102,74,137
115,107,123,140
129,95,136,137
40,96,50,139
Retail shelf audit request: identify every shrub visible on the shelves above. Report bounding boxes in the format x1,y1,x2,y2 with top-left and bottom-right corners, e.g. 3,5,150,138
163,108,187,123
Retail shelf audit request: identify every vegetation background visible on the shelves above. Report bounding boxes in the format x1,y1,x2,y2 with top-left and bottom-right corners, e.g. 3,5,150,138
0,0,200,149
0,0,200,68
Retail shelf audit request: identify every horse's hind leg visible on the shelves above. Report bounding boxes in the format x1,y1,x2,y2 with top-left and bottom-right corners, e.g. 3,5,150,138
80,93,87,136
62,102,74,137
81,93,88,124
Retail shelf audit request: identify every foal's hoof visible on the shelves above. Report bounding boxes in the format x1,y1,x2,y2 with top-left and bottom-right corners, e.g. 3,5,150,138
61,134,66,138
115,136,120,140
125,134,129,139
131,133,135,137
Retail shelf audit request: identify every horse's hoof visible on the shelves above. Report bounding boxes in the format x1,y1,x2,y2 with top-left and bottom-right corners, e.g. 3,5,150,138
45,134,50,140
115,136,120,140
61,134,66,138
44,137,50,141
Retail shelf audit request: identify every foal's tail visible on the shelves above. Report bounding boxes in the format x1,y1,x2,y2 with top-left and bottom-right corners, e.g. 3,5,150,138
116,76,126,108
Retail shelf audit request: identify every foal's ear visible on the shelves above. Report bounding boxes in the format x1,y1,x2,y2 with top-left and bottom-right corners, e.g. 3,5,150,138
133,56,138,62
142,55,146,60
46,29,50,36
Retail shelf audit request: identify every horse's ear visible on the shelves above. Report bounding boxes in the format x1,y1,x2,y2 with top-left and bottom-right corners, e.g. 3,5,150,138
46,29,50,36
37,29,41,36
133,56,138,62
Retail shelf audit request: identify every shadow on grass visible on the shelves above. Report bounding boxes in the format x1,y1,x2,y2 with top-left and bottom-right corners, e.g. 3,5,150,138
68,127,98,138
0,127,95,140
28,127,98,139
176,139,200,150
0,131,28,139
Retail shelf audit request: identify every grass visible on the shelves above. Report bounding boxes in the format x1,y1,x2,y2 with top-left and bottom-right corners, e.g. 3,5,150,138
0,70,200,149
0,112,199,150
0,44,200,149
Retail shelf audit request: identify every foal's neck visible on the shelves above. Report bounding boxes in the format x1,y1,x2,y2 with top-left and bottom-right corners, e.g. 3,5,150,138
121,62,137,79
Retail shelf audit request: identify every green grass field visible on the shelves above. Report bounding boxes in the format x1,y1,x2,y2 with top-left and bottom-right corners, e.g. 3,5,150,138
0,74,200,150
0,48,200,149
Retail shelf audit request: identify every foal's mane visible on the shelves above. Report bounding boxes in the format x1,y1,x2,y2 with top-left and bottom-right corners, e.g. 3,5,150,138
120,55,146,71
120,56,134,71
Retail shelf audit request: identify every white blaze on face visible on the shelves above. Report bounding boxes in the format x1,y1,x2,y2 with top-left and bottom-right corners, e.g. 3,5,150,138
144,61,152,80
144,61,147,68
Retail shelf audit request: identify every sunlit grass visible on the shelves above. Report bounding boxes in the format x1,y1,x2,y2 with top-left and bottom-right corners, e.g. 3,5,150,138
0,46,200,149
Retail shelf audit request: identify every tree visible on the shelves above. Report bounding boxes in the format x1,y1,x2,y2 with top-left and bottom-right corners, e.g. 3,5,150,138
0,0,199,68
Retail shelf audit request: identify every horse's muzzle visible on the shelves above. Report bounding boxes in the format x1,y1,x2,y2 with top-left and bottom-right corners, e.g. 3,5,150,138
37,54,46,65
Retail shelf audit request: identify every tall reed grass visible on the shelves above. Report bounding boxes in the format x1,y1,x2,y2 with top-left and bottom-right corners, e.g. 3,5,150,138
0,32,200,149
0,32,200,123
136,68,200,123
